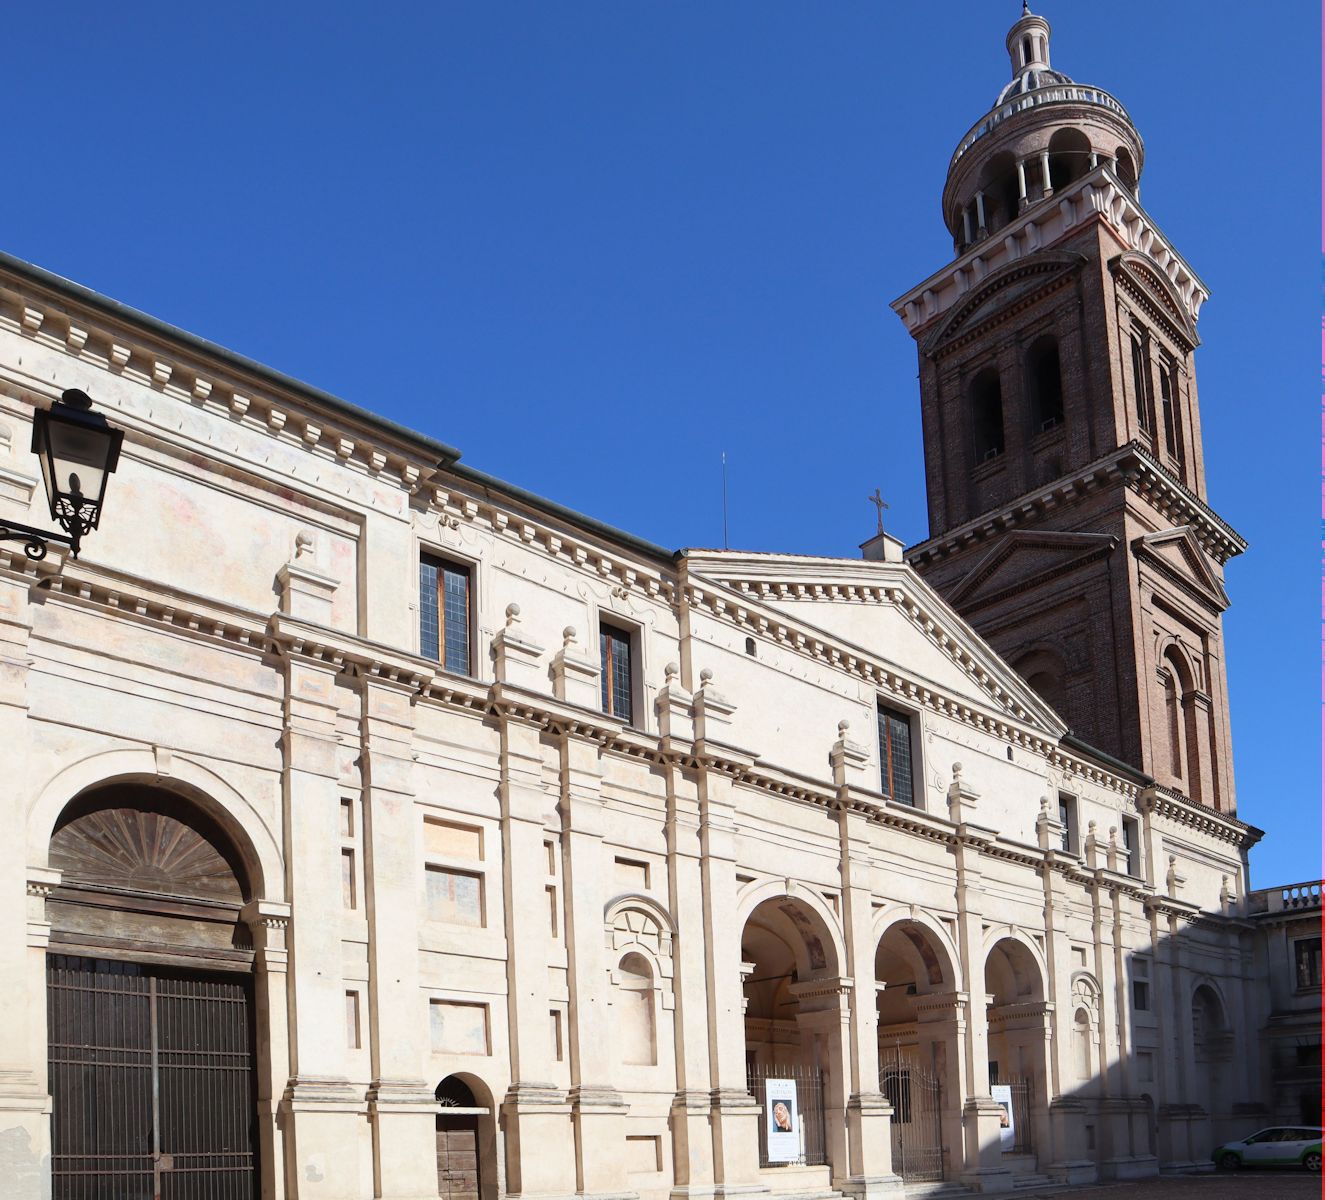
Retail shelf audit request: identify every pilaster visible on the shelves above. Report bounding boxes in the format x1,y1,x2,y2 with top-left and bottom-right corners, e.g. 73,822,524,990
276,639,363,1200
833,724,902,1198
360,672,438,1200
498,703,576,1198
557,728,632,1200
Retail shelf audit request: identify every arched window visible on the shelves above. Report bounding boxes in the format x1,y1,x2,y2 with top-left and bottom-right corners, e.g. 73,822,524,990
979,152,1020,234
1157,352,1185,465
1162,647,1202,802
1115,148,1138,193
1022,36,1032,66
1130,327,1153,436
745,637,757,657
1047,128,1092,193
1027,335,1064,432
1014,648,1068,717
1073,1009,1092,1079
971,368,1005,463
616,952,657,1066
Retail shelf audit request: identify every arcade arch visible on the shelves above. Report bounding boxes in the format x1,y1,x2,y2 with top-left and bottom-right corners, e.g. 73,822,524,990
740,894,845,1172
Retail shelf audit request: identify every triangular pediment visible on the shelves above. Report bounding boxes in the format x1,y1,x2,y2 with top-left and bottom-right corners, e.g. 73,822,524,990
1132,526,1228,613
680,549,1067,736
947,530,1119,611
1110,251,1200,351
922,251,1086,357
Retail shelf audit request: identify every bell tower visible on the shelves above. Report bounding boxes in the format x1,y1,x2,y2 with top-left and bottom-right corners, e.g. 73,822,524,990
892,6,1245,812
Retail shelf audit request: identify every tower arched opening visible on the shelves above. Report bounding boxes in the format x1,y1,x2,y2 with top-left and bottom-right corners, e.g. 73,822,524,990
970,368,1006,464
1115,147,1138,193
1047,128,1092,193
1026,334,1065,433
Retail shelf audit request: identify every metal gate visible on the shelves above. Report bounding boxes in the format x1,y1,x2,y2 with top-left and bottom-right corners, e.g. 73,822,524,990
47,954,258,1200
1002,1077,1035,1156
746,1064,828,1166
882,1053,945,1182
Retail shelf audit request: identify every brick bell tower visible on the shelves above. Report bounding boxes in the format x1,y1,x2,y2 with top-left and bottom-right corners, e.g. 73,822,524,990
891,6,1245,813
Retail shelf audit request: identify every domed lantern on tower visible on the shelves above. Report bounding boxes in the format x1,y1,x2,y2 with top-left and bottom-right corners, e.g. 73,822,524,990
943,5,1143,253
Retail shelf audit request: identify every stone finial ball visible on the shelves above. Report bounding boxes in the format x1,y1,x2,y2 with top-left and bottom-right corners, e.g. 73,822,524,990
664,662,679,680
505,603,521,623
838,719,850,734
562,626,576,644
700,668,713,685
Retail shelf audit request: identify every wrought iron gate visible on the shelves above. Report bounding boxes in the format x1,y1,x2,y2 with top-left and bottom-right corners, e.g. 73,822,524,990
882,1053,945,1182
47,954,258,1200
746,1064,828,1166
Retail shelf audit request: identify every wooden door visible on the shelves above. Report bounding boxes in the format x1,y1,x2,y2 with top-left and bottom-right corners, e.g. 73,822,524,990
436,1114,481,1200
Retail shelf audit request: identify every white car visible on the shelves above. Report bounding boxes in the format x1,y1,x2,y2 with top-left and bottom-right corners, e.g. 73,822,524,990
1213,1126,1323,1171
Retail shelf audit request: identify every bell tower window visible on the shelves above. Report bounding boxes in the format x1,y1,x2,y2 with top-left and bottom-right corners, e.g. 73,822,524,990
1158,353,1184,465
1027,335,1064,432
971,368,1005,463
1130,330,1152,436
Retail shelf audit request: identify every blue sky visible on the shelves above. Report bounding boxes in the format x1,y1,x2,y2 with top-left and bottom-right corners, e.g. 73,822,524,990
4,3,1318,884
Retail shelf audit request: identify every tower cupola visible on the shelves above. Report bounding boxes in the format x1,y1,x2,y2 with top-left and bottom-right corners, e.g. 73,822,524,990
940,5,1144,253
1006,5,1052,77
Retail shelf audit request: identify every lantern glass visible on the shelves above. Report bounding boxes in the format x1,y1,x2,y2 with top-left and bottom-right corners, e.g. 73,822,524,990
32,391,123,532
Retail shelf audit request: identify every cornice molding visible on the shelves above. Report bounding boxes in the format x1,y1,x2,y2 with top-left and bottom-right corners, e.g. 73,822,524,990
893,166,1208,336
907,441,1246,570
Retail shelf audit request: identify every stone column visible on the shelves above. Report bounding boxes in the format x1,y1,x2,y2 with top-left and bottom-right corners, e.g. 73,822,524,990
661,696,719,1200
244,900,293,1200
697,762,762,1194
1036,801,1095,1185
974,192,987,237
495,700,576,1198
962,207,973,246
914,994,969,1185
1016,159,1028,209
0,565,49,1200
277,638,363,1199
1039,152,1053,198
947,765,1013,1192
557,729,630,1199
361,674,438,1200
832,722,902,1197
791,980,856,1189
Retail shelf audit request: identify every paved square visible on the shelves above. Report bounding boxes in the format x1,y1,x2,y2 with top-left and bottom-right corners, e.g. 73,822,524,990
1019,1172,1318,1199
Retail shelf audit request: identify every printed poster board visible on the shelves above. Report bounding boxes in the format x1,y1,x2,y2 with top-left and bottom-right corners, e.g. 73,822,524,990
764,1078,800,1163
990,1084,1015,1149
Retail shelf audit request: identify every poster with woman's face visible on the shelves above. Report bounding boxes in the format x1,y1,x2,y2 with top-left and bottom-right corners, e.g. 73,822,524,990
990,1084,1015,1149
764,1078,800,1162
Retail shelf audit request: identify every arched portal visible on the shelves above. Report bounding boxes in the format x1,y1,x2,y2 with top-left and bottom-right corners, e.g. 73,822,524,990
875,919,961,1183
741,895,844,1174
436,1074,499,1200
45,783,261,1200
984,937,1050,1173
1192,984,1232,1134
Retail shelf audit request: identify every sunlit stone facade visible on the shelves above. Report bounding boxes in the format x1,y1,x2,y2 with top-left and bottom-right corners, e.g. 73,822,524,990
0,10,1296,1200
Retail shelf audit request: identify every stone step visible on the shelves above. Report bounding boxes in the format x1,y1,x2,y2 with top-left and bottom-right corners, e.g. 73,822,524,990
1011,1175,1056,1191
900,1182,974,1199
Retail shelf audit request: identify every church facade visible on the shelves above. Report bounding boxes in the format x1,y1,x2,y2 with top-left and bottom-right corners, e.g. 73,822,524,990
0,10,1295,1200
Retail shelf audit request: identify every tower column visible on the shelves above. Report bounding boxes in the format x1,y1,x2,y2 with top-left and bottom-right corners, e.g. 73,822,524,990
1016,158,1028,209
975,191,987,237
1039,151,1053,198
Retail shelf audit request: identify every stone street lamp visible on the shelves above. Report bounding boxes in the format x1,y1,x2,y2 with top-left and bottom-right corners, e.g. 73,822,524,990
3,389,124,559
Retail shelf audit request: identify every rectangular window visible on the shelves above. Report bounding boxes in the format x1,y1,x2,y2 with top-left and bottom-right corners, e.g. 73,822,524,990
1295,937,1322,989
345,990,361,1049
877,705,915,806
1121,816,1140,876
1131,957,1151,1011
600,622,635,724
1130,331,1151,435
426,866,485,927
419,554,472,675
341,847,357,909
551,1009,564,1062
1058,794,1077,854
1137,1050,1154,1083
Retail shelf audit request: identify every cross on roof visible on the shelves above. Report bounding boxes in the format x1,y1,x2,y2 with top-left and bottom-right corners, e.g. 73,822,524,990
868,488,889,535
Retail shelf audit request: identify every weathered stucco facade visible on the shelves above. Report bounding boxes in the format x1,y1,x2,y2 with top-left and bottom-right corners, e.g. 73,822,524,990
0,10,1301,1200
